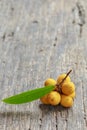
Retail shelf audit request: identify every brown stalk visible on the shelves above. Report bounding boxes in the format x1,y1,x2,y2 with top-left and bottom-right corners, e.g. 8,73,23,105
55,69,72,92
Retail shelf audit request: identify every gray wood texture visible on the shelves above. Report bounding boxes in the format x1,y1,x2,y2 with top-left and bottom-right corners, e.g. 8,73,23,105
0,0,87,130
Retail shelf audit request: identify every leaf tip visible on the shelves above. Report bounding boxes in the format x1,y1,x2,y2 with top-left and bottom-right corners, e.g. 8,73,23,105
2,98,7,103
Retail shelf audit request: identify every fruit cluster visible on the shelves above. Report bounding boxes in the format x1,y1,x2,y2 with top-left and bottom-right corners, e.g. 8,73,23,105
40,73,76,107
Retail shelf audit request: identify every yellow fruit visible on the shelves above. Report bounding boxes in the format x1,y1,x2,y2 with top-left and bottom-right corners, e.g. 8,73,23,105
40,94,49,104
62,82,75,95
60,95,73,107
57,74,71,84
48,91,61,105
69,91,76,99
44,78,56,86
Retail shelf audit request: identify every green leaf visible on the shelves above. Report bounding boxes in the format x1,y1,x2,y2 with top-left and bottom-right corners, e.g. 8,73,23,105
2,85,55,104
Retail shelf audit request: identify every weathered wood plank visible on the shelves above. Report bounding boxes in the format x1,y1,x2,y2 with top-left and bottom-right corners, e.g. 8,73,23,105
0,0,87,130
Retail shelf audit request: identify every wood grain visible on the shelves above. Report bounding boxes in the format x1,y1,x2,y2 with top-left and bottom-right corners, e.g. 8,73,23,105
0,0,87,130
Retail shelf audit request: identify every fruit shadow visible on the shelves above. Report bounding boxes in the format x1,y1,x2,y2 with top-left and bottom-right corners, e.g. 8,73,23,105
39,103,70,113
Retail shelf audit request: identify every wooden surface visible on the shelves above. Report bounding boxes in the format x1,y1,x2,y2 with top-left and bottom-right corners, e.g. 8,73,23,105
0,0,87,130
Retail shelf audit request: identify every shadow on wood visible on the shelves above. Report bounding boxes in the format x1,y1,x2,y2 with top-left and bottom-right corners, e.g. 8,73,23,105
39,103,71,113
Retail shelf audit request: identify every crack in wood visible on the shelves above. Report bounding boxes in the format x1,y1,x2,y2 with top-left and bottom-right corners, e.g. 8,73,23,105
55,112,58,130
53,43,56,47
55,37,57,41
11,7,14,11
65,110,68,130
2,31,14,41
72,2,85,37
76,2,85,37
81,80,87,127
2,33,6,41
76,2,85,25
39,118,42,128
32,20,38,24
8,31,14,37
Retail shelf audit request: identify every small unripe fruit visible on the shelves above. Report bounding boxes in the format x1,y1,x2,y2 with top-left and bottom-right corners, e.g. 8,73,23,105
48,91,61,105
62,82,75,95
40,94,49,104
44,78,56,86
57,74,71,84
60,95,73,107
68,91,76,99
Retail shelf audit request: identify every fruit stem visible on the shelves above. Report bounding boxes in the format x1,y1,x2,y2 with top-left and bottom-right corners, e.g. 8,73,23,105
56,69,72,92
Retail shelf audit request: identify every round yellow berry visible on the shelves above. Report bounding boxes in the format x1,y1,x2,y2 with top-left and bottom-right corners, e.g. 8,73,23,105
60,95,73,107
57,74,71,84
44,78,56,86
40,94,49,104
48,91,61,106
68,91,76,99
62,82,75,95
